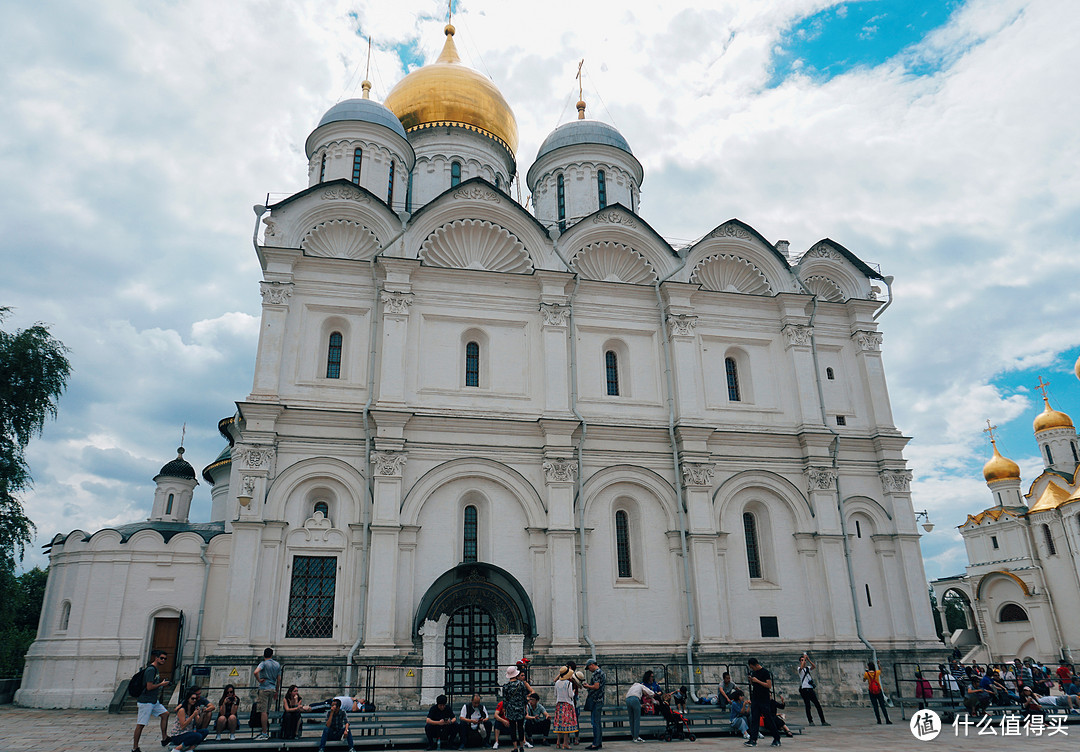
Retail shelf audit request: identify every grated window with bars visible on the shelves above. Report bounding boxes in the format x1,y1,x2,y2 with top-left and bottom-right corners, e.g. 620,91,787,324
451,161,462,188
615,510,632,578
463,505,478,563
598,170,607,209
387,160,395,206
1043,524,1056,555
605,350,619,396
725,357,741,401
286,556,336,639
557,174,566,233
351,148,363,184
743,512,762,579
444,606,497,696
326,332,342,378
314,501,329,519
465,342,480,387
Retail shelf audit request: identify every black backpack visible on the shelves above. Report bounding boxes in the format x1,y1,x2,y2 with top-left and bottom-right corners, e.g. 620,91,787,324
128,666,149,699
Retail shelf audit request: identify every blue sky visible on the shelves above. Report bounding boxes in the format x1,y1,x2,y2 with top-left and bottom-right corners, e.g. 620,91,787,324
1,0,1079,590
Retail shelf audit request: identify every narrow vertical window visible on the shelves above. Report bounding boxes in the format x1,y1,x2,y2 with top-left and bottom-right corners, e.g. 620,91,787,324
165,493,174,515
725,357,741,402
597,170,607,209
615,510,632,578
1043,524,1057,555
744,512,762,579
495,175,502,191
451,161,462,188
463,505,478,563
631,188,636,213
1072,442,1079,464
557,173,566,232
351,148,362,184
854,519,861,538
319,152,327,182
1045,444,1054,465
387,160,395,206
406,173,413,213
286,556,337,638
991,535,999,550
465,341,480,387
326,332,343,379
605,350,619,396
58,601,70,631
826,367,835,380
865,584,873,607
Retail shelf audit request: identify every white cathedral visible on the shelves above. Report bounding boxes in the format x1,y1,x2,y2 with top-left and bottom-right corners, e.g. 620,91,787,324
18,24,941,709
932,367,1080,665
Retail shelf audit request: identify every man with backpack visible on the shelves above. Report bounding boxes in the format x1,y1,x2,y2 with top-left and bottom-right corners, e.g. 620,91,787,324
131,650,171,752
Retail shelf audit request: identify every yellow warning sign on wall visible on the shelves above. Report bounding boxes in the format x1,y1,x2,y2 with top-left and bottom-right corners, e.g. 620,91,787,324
406,670,415,677
229,668,239,677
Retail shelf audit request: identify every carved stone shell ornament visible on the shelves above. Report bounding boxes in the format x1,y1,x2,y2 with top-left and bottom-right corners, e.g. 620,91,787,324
301,220,380,260
419,219,533,274
571,241,657,284
690,254,772,295
802,275,845,302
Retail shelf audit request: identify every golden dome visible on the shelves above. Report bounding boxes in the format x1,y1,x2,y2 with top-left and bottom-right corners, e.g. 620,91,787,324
1033,396,1073,433
384,25,518,155
983,441,1021,483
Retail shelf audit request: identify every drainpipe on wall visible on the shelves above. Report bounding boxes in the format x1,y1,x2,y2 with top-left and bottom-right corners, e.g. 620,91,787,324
192,541,211,664
652,259,699,701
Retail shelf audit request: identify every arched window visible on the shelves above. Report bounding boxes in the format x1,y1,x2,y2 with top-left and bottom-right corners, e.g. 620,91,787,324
351,148,362,184
451,161,462,188
313,501,329,519
725,357,741,402
557,173,566,232
854,519,862,538
826,367,835,380
743,512,762,579
58,601,71,631
1045,444,1054,465
387,160,395,206
605,350,619,396
615,510,632,578
1043,524,1057,555
165,493,174,515
465,341,480,387
319,152,327,182
597,170,607,209
495,175,502,191
326,332,343,379
463,505,478,563
999,603,1029,622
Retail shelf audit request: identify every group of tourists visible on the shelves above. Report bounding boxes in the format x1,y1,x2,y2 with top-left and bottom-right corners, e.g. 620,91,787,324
926,657,1080,718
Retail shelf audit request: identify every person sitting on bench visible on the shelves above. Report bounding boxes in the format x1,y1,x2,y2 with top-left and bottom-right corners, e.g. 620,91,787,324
311,695,363,713
427,694,460,750
524,693,551,745
459,694,492,748
316,698,355,752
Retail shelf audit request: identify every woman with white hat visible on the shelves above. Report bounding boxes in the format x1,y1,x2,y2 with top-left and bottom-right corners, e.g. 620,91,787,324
552,666,580,750
502,665,535,752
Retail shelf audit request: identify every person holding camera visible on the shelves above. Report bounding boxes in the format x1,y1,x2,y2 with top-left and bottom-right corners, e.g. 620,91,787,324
797,654,828,726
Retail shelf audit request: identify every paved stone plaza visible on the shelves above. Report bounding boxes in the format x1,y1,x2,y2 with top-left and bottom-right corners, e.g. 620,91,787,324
0,705,1071,752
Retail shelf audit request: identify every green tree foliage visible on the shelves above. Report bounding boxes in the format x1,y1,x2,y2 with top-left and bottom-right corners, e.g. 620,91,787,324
0,307,71,569
0,566,48,677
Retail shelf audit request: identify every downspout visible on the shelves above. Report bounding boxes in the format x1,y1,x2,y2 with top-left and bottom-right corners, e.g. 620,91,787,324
652,259,698,701
548,235,594,660
792,272,878,670
192,541,211,664
346,223,408,688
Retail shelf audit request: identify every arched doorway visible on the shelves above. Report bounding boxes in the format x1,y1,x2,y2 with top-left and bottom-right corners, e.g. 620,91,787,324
416,564,536,703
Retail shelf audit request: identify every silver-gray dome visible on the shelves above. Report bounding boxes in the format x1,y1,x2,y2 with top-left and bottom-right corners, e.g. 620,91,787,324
535,120,633,161
318,99,408,139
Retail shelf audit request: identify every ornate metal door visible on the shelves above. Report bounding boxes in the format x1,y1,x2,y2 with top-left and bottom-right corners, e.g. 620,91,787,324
444,605,498,697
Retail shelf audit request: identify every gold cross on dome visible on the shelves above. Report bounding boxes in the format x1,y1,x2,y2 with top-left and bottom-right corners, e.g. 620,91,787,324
577,59,584,100
1035,376,1050,401
983,419,997,444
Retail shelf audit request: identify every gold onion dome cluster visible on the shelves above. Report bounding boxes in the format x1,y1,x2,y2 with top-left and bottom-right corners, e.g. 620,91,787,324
983,441,1021,483
384,24,519,155
1033,396,1074,433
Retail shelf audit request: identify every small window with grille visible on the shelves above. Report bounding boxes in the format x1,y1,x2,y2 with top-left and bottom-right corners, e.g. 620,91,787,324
451,161,462,188
387,160,395,206
744,512,762,579
465,342,480,387
557,173,566,233
463,505,478,563
725,357,741,402
286,556,336,639
597,170,607,209
605,350,619,396
615,510,632,578
326,332,343,379
351,148,362,184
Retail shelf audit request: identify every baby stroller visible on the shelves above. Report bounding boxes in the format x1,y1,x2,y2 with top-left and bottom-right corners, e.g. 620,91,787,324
655,696,696,742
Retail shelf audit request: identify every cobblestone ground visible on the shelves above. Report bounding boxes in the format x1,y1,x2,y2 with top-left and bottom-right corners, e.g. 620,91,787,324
0,705,1069,752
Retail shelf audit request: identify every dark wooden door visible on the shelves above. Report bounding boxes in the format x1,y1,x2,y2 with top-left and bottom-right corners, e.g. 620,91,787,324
151,617,181,680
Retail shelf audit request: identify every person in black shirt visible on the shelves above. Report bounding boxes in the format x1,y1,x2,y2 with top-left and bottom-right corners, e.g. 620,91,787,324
427,694,460,750
745,658,780,747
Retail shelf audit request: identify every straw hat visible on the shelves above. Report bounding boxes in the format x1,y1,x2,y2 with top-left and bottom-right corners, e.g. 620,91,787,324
506,666,521,680
557,666,573,680
575,670,585,682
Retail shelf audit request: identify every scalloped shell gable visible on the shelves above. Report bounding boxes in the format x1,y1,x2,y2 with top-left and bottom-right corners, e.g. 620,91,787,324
803,275,846,302
690,254,772,295
301,219,381,259
419,219,534,274
571,242,657,284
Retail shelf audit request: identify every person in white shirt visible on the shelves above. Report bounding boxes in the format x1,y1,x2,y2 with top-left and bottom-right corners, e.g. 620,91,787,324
624,683,656,743
459,695,492,748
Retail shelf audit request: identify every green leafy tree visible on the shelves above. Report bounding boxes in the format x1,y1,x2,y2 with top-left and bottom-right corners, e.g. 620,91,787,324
0,566,48,676
0,307,71,570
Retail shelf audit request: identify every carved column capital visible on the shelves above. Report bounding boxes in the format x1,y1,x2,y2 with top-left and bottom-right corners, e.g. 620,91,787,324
804,466,838,491
681,462,716,488
667,313,698,338
879,469,913,493
381,291,414,315
540,302,570,328
782,323,813,347
259,281,293,306
852,330,883,352
542,458,577,484
235,444,276,473
371,451,407,477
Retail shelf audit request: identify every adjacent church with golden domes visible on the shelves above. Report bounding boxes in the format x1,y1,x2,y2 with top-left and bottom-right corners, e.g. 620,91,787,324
19,22,941,709
932,368,1080,665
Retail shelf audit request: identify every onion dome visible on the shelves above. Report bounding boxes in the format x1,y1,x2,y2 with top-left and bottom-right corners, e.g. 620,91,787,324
1075,352,1080,382
316,97,407,140
202,444,232,485
535,119,634,163
983,441,1021,483
1033,396,1074,433
157,447,196,481
383,24,518,154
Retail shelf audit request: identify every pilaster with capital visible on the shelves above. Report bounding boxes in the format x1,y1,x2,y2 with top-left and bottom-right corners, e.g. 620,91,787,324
251,281,294,398
376,259,418,406
664,300,704,419
850,325,895,429
793,533,828,638
539,301,571,413
365,448,407,648
778,302,824,426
